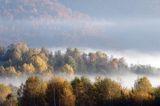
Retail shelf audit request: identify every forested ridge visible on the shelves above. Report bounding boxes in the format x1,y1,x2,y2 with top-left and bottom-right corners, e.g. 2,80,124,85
0,42,158,77
0,42,160,106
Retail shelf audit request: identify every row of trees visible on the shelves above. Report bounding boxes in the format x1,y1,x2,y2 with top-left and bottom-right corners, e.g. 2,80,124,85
0,42,159,77
0,42,51,77
1,76,160,106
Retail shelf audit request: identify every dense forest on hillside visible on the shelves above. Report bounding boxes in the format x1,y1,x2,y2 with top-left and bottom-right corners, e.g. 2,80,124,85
0,42,159,78
0,42,160,106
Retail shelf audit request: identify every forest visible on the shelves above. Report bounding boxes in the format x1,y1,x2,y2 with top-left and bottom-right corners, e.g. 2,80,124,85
0,42,160,106
0,42,159,77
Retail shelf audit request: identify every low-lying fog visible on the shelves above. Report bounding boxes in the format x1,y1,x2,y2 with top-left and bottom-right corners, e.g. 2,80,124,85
50,48,160,89
1,48,160,89
0,73,160,89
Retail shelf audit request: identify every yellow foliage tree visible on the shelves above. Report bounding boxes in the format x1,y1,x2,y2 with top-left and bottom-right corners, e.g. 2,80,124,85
46,78,75,106
9,42,29,61
95,78,122,105
131,77,154,104
0,84,12,104
61,64,75,75
22,76,47,106
22,63,35,73
31,55,48,72
3,94,18,106
5,66,17,76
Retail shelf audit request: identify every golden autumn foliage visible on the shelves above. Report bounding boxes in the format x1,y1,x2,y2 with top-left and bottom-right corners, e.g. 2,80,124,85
131,77,154,103
0,84,12,104
24,76,47,96
22,63,35,73
0,42,157,78
134,77,153,93
3,94,18,106
60,64,75,75
131,91,153,102
22,76,47,106
71,77,97,106
7,42,29,61
5,66,17,76
46,78,75,106
95,78,122,102
0,43,159,106
0,76,159,106
31,55,48,72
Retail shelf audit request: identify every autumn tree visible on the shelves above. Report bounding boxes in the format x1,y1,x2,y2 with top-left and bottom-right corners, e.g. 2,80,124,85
5,66,18,77
54,50,65,69
23,48,41,61
64,55,76,70
131,77,153,105
0,84,12,104
71,77,96,106
30,55,48,73
21,76,47,106
46,78,75,106
94,77,122,106
22,63,35,74
60,64,75,75
4,43,29,65
3,94,18,106
66,48,81,60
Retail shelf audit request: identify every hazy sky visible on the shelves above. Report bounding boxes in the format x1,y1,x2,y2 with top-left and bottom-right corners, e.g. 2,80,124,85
2,0,160,88
1,0,160,67
60,0,160,19
58,0,160,52
0,0,160,53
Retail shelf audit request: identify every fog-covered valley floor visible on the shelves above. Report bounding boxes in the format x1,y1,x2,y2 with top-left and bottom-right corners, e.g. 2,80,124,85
1,68,160,89
0,45,159,89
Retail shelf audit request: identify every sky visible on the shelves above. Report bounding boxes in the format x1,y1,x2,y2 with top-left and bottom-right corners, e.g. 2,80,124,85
1,0,160,67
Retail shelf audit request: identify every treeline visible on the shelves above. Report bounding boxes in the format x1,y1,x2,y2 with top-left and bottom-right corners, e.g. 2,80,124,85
0,42,158,77
1,76,160,106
